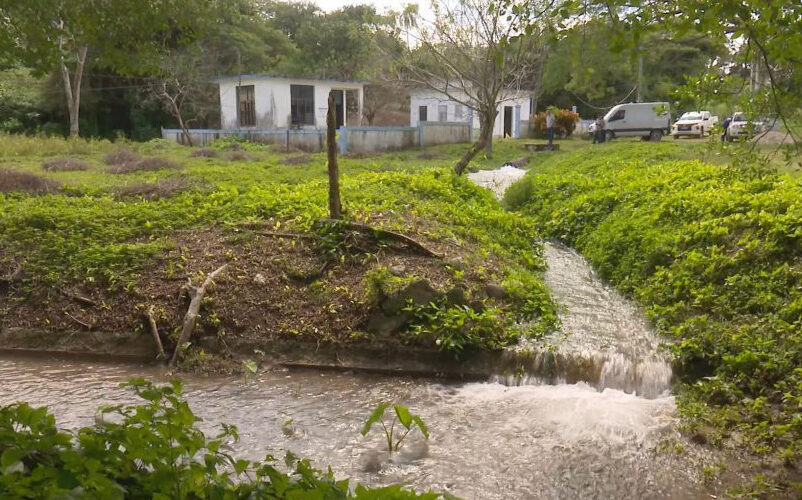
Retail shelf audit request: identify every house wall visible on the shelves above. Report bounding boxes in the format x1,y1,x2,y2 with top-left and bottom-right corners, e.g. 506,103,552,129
219,77,363,130
408,89,531,139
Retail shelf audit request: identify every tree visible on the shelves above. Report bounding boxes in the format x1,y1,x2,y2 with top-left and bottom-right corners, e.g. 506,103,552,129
326,92,342,220
0,0,220,137
148,50,217,147
581,0,802,153
395,0,551,175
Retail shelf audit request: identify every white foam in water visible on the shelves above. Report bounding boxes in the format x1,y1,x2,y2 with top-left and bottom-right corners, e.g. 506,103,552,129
467,165,527,197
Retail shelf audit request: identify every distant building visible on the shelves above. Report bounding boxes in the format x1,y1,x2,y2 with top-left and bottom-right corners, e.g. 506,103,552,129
408,88,531,139
215,74,366,130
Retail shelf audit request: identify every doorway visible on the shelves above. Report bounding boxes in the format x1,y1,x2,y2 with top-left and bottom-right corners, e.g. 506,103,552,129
503,106,513,137
331,90,345,128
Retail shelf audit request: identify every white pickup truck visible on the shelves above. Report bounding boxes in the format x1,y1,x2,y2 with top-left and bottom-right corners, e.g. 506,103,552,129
671,111,717,139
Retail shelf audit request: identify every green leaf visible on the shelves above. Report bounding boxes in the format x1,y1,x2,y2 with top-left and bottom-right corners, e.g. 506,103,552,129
393,404,412,429
361,402,390,436
1,448,25,473
412,415,429,439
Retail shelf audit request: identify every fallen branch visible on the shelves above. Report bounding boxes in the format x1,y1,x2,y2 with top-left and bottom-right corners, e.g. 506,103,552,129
61,289,96,306
316,219,442,259
65,311,93,330
145,306,166,361
169,264,228,367
258,231,319,240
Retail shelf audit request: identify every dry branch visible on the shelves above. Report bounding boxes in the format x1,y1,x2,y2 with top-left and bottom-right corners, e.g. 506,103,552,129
316,219,442,258
145,306,166,361
65,311,93,330
169,264,228,367
61,289,96,306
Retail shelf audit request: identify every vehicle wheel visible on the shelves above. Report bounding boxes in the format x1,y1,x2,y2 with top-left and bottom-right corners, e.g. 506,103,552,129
650,129,663,141
673,135,679,140
605,130,614,142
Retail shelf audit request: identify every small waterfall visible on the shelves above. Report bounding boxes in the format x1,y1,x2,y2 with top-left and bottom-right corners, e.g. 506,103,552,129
491,347,672,399
469,167,673,399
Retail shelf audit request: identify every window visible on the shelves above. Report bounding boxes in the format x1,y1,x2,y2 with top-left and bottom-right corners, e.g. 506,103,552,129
438,105,448,122
237,85,255,127
290,85,315,126
609,109,625,121
419,105,428,122
454,104,463,120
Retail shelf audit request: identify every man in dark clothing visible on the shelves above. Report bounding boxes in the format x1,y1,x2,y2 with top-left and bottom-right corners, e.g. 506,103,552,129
721,115,732,142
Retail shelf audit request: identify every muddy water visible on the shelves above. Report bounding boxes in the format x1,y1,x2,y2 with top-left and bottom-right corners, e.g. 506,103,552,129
0,357,712,499
0,166,718,498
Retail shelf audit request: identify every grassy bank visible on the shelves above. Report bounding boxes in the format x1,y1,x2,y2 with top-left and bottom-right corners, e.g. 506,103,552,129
506,142,802,489
0,134,557,365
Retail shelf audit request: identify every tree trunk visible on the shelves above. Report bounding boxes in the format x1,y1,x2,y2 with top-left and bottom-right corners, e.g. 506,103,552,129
326,92,342,219
59,45,88,138
453,118,493,175
175,109,193,147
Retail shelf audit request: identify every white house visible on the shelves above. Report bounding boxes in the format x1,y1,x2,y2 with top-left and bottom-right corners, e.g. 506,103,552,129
216,74,366,130
409,88,532,139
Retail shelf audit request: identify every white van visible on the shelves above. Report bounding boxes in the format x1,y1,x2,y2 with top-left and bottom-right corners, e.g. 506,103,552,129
600,102,671,141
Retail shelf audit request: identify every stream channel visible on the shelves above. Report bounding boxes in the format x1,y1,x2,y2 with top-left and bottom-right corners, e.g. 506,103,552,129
0,167,723,499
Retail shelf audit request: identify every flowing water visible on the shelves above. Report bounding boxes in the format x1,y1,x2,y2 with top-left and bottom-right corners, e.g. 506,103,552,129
0,166,722,498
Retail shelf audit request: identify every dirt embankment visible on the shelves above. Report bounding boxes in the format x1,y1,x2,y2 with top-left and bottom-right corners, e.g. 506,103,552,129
0,218,517,373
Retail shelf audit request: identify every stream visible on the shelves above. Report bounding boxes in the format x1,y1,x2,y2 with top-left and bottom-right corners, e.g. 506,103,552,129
0,166,722,499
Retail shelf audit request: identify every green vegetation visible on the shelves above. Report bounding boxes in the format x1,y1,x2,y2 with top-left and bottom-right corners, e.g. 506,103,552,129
0,379,441,499
506,142,802,468
361,403,429,453
0,134,557,355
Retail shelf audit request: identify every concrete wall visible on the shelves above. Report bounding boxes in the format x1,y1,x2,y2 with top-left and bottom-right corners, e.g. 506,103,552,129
218,76,364,130
162,128,323,152
341,126,418,154
408,89,531,138
164,122,470,154
419,122,471,147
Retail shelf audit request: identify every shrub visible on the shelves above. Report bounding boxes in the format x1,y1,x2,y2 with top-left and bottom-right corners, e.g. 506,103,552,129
113,178,194,200
103,147,141,165
190,147,218,158
0,169,58,194
105,157,181,174
532,109,580,138
41,157,90,172
281,154,312,165
226,151,251,162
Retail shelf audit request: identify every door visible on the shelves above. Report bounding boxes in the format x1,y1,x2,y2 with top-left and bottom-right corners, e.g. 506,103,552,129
331,90,345,128
503,106,513,138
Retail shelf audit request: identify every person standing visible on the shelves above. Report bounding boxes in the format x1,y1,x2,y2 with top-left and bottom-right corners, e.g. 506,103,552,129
546,109,555,148
721,115,732,142
593,115,606,144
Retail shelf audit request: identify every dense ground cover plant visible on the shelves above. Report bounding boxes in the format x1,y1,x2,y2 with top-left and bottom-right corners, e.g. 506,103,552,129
0,379,442,499
506,142,802,468
0,134,557,353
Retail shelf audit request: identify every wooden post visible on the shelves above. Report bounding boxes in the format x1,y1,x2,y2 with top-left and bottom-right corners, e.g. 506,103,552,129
327,92,343,220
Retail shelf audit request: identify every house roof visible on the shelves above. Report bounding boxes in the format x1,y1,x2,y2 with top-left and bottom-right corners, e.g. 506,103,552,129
214,74,369,85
